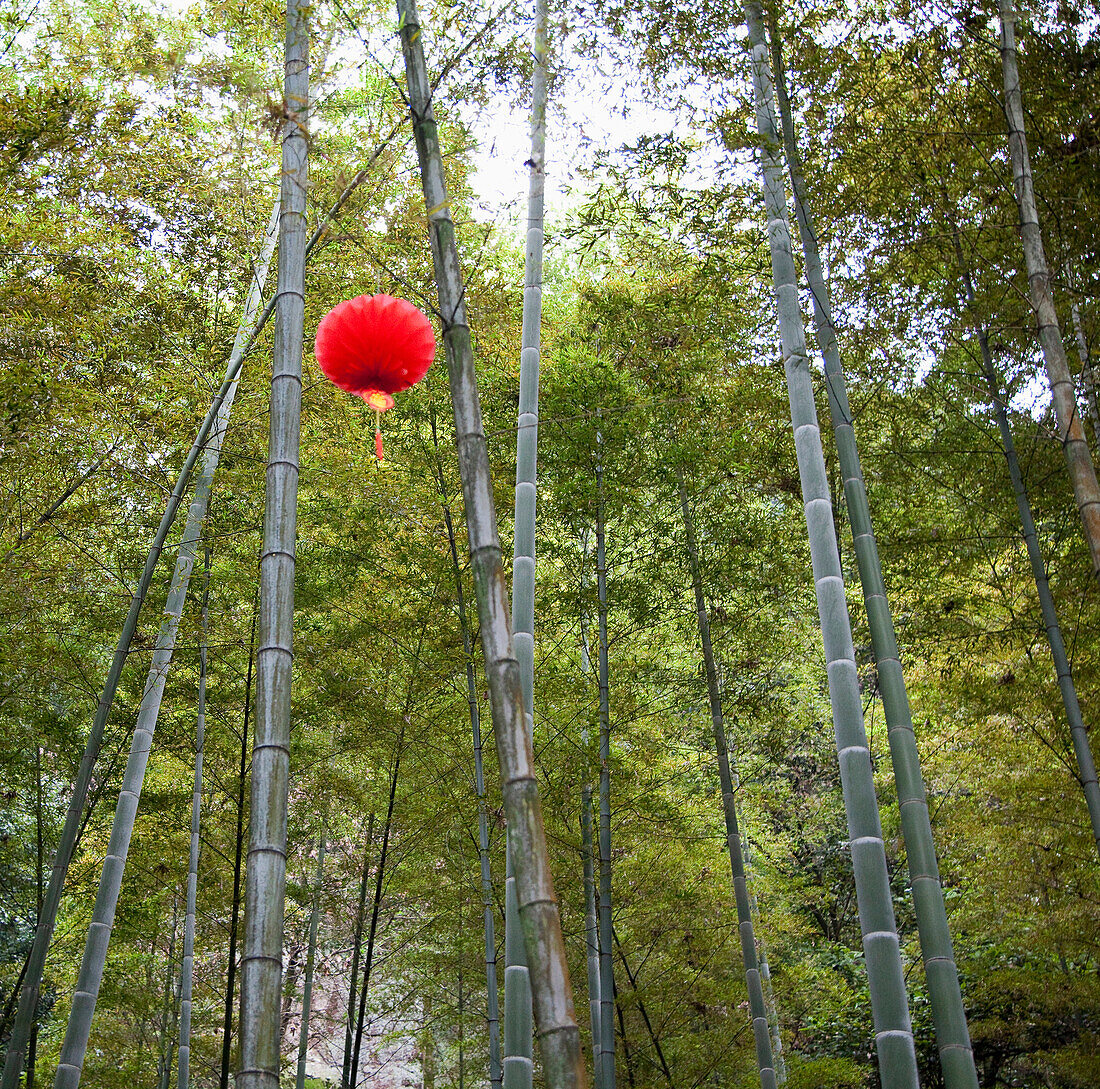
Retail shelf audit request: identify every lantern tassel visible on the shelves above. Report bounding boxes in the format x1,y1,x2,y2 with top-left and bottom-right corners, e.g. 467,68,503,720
374,409,384,461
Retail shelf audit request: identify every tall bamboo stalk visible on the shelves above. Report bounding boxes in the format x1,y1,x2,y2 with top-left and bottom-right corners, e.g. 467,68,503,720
236,2,308,1083
178,549,212,1089
677,474,777,1089
768,26,977,1088
350,720,406,1089
950,234,1100,859
741,840,785,1086
505,0,549,1081
434,403,502,1089
221,598,259,1089
395,4,582,1088
295,831,327,1089
594,452,615,1089
1,199,281,1089
341,817,374,1089
742,4,919,1084
581,787,602,1088
53,203,281,1089
998,0,1100,579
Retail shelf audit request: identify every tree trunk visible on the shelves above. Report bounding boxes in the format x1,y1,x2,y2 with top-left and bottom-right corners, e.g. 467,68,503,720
677,474,777,1089
742,4,919,1084
768,25,977,1089
178,550,211,1089
395,4,582,1089
998,0,1100,579
236,2,309,1083
581,786,602,1088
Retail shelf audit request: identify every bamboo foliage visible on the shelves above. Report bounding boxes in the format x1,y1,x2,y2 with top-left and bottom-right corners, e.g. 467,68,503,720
677,474,777,1089
767,26,978,1089
395,3,583,1087
177,550,212,1089
0,199,281,1089
742,4,919,1085
998,0,1100,579
236,1,309,1084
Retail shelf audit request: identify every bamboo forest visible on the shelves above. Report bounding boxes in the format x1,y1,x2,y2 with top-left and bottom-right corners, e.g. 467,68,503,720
2,0,1099,1085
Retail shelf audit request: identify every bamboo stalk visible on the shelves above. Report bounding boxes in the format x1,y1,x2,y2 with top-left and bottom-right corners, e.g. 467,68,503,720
742,4,919,1084
768,25,977,1088
53,196,280,1089
342,815,374,1089
295,831,327,1089
395,3,582,1086
581,786,602,1088
595,452,615,1089
677,474,777,1089
235,1,309,1083
434,401,502,1089
998,0,1100,579
950,231,1100,860
506,0,549,1080
221,597,259,1089
178,549,212,1089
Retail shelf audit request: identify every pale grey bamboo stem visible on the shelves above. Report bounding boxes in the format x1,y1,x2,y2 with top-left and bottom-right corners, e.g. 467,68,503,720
395,4,582,1087
677,474,776,1089
594,452,615,1089
295,832,327,1089
742,4,919,1084
52,200,280,1089
178,550,212,1089
1,198,280,1089
998,0,1100,579
505,0,548,1083
767,27,976,1088
236,2,308,1085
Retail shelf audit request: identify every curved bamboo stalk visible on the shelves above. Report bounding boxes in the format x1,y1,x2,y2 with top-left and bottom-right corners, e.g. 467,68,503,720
768,26,977,1089
53,199,281,1089
1,198,281,1089
395,3,582,1087
295,831,327,1089
505,0,549,1081
178,550,212,1089
236,2,309,1083
677,473,777,1089
998,0,1100,579
742,4,919,1084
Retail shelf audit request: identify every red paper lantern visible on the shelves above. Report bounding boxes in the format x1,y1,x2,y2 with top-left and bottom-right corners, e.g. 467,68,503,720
315,294,436,460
